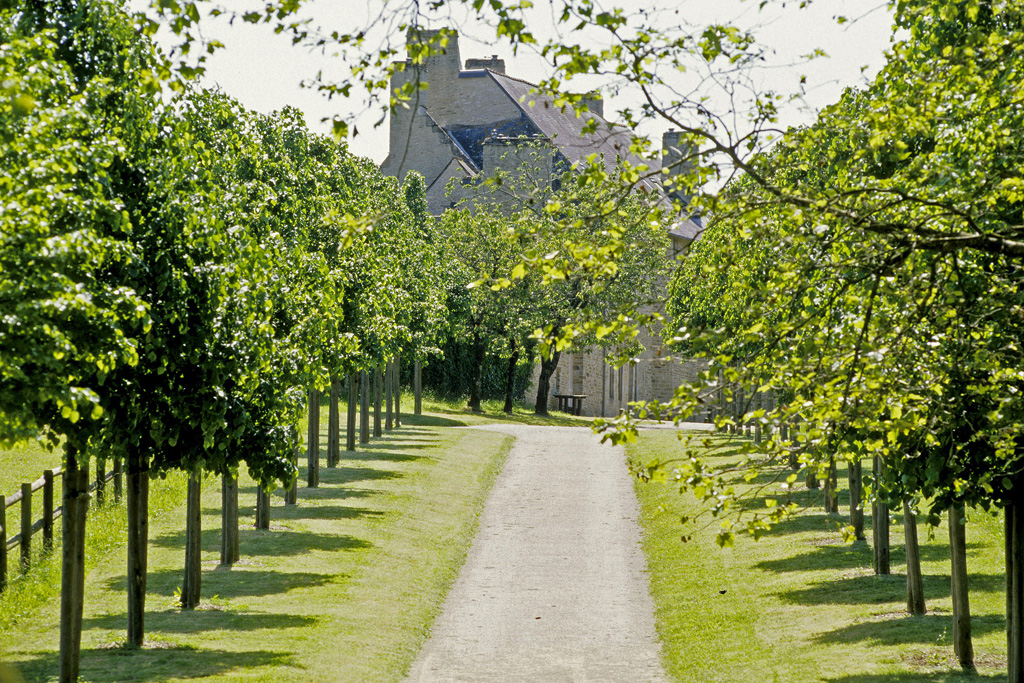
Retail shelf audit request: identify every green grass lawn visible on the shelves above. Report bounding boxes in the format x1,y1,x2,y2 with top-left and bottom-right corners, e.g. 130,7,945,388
1,399,515,683
629,429,1007,683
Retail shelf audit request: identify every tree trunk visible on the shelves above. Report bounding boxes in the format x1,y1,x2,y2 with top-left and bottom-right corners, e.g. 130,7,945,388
255,485,270,530
328,376,340,467
95,456,105,507
1006,497,1023,683
113,455,123,504
394,357,402,428
414,360,422,415
373,366,383,437
503,340,520,414
873,455,890,575
220,475,239,566
824,455,839,514
468,328,485,413
126,454,148,647
385,361,394,430
59,445,89,683
849,459,865,540
904,502,925,615
360,370,370,444
285,431,298,505
346,372,358,451
534,350,561,416
307,386,320,488
949,503,975,671
181,472,202,610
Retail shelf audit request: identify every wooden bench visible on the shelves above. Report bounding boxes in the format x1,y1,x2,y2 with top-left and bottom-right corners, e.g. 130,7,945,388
553,394,587,416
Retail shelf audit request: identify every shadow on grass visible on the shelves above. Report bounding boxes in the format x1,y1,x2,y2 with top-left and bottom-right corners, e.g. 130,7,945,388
778,572,1005,605
815,613,1005,645
826,673,1003,683
12,646,297,683
83,609,318,634
398,414,468,428
756,541,984,574
150,526,372,557
105,568,343,599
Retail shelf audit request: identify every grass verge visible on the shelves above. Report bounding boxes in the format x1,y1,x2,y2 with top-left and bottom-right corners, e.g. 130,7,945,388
2,412,511,683
629,429,1007,683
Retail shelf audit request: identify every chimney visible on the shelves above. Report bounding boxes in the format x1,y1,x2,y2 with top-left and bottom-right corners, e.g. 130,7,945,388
405,28,461,76
580,91,604,117
465,55,506,73
662,129,691,204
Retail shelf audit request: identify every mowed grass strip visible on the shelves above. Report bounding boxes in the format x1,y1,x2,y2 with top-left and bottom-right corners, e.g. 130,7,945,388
629,429,1007,683
2,412,511,683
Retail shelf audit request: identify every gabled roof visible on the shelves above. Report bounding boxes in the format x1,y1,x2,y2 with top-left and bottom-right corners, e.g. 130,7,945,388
487,71,660,189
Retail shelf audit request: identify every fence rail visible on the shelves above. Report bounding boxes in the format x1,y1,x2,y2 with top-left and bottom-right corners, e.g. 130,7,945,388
1,463,118,593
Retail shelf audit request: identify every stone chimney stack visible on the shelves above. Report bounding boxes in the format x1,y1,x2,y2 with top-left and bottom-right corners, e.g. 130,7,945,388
581,92,604,117
465,55,505,73
662,129,691,204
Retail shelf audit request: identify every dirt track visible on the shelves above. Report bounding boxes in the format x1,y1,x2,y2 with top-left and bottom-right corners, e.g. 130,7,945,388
404,424,668,682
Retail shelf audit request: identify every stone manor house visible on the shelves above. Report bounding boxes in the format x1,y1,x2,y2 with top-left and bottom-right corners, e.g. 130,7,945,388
380,29,707,418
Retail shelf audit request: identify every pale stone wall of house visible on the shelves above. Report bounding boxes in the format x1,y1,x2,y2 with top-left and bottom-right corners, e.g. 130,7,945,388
381,109,459,195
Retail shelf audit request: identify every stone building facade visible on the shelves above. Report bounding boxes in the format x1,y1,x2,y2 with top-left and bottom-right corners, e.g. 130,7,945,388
380,28,709,418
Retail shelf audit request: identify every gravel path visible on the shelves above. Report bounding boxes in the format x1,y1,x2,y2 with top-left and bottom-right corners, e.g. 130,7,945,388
404,424,668,683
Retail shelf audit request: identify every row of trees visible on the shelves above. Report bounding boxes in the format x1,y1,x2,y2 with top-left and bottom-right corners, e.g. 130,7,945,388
659,1,1024,677
0,2,452,680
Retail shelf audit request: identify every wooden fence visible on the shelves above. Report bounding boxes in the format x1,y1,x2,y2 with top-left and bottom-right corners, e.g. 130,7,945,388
1,463,119,593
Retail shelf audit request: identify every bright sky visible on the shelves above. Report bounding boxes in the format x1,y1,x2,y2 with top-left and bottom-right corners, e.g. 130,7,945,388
167,0,896,165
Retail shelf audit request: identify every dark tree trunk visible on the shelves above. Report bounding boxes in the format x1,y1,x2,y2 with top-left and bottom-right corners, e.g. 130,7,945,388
394,357,401,428
181,472,202,609
359,370,370,444
849,459,865,540
949,503,975,671
307,386,320,488
113,455,123,504
255,485,270,530
824,455,839,514
126,454,148,647
346,372,358,451
220,475,239,565
534,349,561,416
285,431,298,505
503,340,520,414
414,360,423,415
904,502,925,615
373,366,383,437
328,376,340,467
95,456,105,507
1006,497,1023,683
385,361,394,430
59,445,89,683
468,328,485,413
873,455,890,575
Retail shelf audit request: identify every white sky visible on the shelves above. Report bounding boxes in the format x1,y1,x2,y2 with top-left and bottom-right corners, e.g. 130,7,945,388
156,0,896,164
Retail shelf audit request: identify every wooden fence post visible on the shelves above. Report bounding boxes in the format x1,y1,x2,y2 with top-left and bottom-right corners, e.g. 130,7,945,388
0,503,7,592
414,360,422,415
307,387,320,488
113,456,123,504
95,457,105,507
394,357,402,428
360,370,370,444
385,361,394,431
21,482,31,568
328,376,340,467
347,372,358,451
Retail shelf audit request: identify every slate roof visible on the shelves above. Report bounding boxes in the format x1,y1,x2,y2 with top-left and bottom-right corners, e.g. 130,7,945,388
486,71,703,243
